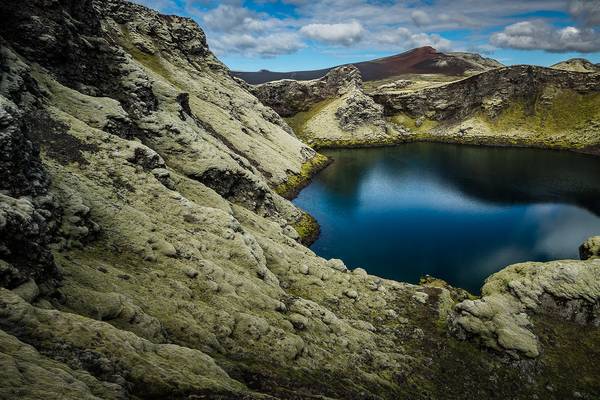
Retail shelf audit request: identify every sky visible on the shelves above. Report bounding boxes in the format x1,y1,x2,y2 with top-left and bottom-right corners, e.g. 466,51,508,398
134,0,600,71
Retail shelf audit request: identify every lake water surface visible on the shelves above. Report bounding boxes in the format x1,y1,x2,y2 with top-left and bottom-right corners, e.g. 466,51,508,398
293,143,600,293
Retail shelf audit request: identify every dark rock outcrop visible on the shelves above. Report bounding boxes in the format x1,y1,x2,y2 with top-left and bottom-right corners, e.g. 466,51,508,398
335,90,385,131
580,236,600,260
251,65,361,117
0,0,157,119
0,92,59,290
1,1,600,399
373,65,600,121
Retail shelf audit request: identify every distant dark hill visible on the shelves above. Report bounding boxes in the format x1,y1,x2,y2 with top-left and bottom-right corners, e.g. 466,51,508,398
232,46,503,84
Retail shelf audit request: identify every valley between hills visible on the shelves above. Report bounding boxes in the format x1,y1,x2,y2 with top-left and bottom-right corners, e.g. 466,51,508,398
1,1,600,399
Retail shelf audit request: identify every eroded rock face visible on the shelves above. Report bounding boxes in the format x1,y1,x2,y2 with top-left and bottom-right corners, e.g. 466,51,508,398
0,194,57,289
0,96,59,289
335,89,385,132
452,260,600,358
251,65,362,117
373,65,600,152
373,66,600,121
580,236,600,260
0,99,48,197
253,65,392,146
1,0,600,399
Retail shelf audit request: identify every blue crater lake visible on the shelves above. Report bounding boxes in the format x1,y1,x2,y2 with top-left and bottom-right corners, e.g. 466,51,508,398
293,143,600,293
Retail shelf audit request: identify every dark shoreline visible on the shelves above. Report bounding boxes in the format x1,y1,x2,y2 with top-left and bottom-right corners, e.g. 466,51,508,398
309,135,600,158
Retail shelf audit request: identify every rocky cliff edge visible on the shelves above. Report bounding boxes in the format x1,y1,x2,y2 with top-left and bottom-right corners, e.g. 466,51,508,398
1,1,600,399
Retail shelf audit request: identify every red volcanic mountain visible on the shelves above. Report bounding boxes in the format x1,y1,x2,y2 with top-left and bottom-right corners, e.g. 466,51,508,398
232,46,503,84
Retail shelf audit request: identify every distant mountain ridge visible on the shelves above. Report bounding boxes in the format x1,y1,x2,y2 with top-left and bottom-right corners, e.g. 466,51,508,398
232,46,504,84
551,58,600,73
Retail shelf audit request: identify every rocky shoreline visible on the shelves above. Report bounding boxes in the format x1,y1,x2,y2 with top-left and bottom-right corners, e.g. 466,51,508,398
253,62,600,156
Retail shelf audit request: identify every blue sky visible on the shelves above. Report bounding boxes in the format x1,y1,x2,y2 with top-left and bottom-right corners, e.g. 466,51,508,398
135,0,600,71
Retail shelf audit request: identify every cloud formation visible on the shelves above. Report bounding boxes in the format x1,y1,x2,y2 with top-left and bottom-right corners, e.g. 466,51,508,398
411,10,431,27
375,28,452,52
183,2,304,57
201,4,281,32
568,0,600,27
210,32,304,57
299,21,365,46
132,0,600,64
491,20,600,53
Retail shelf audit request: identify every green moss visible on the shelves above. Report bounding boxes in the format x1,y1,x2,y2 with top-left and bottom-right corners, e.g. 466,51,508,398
284,98,336,139
390,113,439,133
116,24,177,85
291,212,320,246
531,315,600,397
275,153,330,199
307,133,416,150
483,89,600,147
128,46,174,82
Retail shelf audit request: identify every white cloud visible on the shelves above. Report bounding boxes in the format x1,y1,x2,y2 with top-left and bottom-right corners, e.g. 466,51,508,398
531,204,600,259
209,32,305,57
138,0,598,62
184,2,303,57
374,28,453,52
569,0,600,27
491,20,600,53
286,0,567,31
299,21,365,46
411,10,431,27
200,4,282,33
411,10,482,30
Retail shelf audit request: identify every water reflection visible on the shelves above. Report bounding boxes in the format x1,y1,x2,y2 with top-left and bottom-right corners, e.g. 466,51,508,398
293,143,600,293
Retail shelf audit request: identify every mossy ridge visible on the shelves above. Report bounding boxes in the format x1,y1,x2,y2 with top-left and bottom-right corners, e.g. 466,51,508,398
293,102,600,153
129,46,172,81
306,134,407,150
284,97,336,140
285,112,436,150
221,357,402,400
385,93,600,153
371,282,580,400
362,73,468,93
486,89,600,136
291,212,320,246
407,131,569,149
127,45,185,92
390,113,440,133
275,152,331,200
116,24,179,87
531,315,600,398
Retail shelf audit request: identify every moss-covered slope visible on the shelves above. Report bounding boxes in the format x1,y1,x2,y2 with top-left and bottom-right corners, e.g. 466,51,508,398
0,1,599,399
375,66,600,153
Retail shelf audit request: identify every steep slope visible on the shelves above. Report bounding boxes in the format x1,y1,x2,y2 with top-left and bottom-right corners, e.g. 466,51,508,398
251,65,394,147
551,58,600,73
447,52,505,70
374,65,600,153
253,64,600,151
233,47,503,84
1,1,600,400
